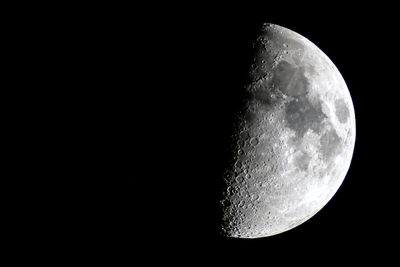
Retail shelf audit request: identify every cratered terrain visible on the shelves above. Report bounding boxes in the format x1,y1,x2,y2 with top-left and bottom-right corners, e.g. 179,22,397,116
219,23,356,238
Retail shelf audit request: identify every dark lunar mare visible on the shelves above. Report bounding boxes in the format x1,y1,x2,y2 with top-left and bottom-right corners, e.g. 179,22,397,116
334,98,350,124
285,96,326,138
272,61,309,97
270,59,327,138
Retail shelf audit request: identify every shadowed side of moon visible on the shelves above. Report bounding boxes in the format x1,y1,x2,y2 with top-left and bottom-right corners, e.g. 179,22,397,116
219,23,355,238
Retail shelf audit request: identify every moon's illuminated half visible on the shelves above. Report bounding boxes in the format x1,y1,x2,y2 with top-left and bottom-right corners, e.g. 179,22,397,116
219,23,356,238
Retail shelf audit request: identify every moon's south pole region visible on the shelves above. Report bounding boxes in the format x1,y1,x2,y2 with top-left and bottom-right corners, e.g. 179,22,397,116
219,23,356,238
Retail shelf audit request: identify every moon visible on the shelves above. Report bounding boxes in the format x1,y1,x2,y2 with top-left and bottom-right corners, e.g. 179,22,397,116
219,23,356,238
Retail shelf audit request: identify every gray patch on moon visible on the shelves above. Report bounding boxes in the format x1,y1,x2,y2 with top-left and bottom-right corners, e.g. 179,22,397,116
249,81,284,113
320,129,342,160
285,96,326,137
250,27,307,83
243,109,257,124
295,152,311,171
334,99,350,123
253,87,273,106
272,61,309,97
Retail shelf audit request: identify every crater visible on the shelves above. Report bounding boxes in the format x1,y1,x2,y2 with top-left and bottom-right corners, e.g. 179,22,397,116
272,61,309,97
334,98,350,124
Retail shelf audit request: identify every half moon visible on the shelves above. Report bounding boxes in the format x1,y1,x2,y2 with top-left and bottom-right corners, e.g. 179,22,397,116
219,23,356,238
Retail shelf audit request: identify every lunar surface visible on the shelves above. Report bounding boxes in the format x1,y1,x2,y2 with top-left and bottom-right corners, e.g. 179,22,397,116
219,23,356,238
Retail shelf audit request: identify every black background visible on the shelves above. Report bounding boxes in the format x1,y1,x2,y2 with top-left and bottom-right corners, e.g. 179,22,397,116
42,2,398,262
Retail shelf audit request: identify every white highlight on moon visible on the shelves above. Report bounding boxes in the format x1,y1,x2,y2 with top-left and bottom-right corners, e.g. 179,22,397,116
220,23,356,238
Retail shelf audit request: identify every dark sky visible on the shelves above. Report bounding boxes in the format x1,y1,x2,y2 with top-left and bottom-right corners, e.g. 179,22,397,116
13,2,398,263
95,3,396,261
